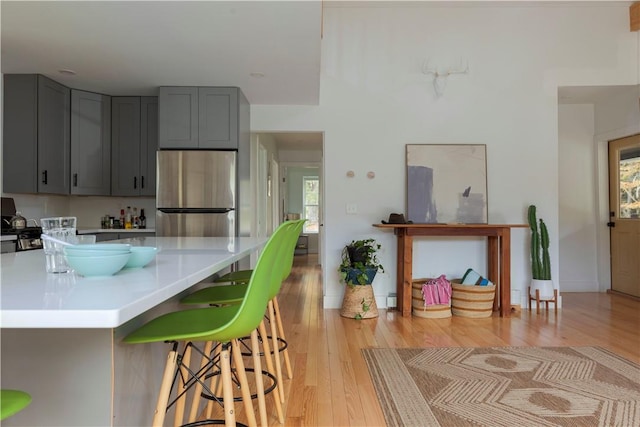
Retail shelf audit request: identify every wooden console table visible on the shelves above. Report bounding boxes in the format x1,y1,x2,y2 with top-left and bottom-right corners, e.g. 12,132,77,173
373,223,528,318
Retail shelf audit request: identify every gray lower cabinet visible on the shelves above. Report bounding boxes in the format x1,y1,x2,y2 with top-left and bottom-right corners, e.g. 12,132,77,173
111,97,158,196
159,86,248,149
94,233,120,242
1,240,16,254
3,74,70,194
71,90,111,195
94,232,154,242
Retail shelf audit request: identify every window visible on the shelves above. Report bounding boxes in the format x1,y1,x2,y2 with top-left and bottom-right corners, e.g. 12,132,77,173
303,176,319,233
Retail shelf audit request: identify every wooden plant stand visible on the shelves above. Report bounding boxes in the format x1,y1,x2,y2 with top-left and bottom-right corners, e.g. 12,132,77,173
528,287,558,314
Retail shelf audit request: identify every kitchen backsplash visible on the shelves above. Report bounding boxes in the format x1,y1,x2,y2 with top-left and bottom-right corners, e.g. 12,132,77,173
3,193,156,229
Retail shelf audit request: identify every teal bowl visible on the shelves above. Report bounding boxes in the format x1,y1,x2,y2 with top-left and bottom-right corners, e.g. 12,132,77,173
64,248,131,257
65,252,131,277
124,246,157,268
66,243,132,252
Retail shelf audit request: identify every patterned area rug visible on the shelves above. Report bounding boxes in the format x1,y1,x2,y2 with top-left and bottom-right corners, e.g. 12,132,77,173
362,346,640,427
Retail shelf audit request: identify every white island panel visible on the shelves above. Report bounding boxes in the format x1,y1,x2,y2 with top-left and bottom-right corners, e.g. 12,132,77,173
0,236,266,426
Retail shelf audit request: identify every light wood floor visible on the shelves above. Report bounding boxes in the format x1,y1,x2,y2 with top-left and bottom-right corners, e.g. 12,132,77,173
260,254,639,427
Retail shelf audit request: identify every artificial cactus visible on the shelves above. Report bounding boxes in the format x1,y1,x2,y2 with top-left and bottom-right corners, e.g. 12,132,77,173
528,205,541,279
528,205,551,280
540,219,551,280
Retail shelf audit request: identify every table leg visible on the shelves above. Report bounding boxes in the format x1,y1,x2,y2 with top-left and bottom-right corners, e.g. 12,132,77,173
396,230,413,317
487,236,499,312
499,228,511,317
396,231,404,314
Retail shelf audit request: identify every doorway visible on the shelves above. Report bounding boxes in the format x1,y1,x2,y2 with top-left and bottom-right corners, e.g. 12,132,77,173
252,131,324,268
608,134,640,298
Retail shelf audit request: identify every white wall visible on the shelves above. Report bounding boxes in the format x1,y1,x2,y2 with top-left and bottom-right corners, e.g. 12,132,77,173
252,3,639,308
558,104,599,292
557,87,640,293
592,90,640,291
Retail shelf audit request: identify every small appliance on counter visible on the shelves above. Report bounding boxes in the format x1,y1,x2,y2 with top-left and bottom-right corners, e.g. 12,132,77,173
1,197,43,252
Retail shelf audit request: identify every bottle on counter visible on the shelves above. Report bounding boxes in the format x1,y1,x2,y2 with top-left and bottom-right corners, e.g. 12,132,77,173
125,206,132,229
139,209,146,229
119,209,125,229
133,207,139,229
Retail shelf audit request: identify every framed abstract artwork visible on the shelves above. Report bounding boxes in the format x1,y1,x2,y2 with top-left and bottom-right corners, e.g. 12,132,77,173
406,144,488,224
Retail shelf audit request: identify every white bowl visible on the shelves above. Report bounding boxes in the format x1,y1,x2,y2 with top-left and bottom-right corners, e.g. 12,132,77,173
65,252,131,276
124,246,158,269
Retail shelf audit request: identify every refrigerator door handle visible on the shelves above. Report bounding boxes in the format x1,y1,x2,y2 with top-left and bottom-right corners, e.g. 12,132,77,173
157,208,235,214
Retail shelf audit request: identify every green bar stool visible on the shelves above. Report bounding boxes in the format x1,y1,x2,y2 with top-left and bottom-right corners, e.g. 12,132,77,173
1,389,32,421
123,223,293,427
180,220,304,404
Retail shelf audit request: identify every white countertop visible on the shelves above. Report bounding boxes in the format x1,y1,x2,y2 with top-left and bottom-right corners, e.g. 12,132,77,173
0,236,266,329
78,228,156,234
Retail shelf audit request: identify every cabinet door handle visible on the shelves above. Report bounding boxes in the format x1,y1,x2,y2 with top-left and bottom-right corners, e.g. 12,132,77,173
42,170,48,184
134,176,137,189
141,176,145,189
73,173,78,187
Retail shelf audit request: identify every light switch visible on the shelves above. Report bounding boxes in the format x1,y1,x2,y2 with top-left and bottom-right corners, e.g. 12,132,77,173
346,203,358,214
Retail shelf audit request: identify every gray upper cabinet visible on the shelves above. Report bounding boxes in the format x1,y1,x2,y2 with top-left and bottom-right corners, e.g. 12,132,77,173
140,97,158,196
112,97,158,196
159,86,248,150
3,74,70,194
71,90,111,195
198,87,238,149
158,87,198,148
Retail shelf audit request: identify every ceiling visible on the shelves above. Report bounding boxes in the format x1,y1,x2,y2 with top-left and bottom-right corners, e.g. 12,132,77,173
558,85,640,104
262,132,323,151
1,1,323,106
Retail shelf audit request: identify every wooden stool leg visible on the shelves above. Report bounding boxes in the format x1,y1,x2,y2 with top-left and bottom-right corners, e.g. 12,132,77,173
250,329,268,427
220,343,236,427
152,342,179,427
174,342,192,427
554,289,558,313
535,289,540,314
231,339,257,427
259,320,284,423
188,340,213,423
273,298,293,379
207,343,222,419
268,300,285,404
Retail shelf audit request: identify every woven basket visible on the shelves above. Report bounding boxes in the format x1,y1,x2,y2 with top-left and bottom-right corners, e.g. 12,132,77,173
340,284,379,319
450,279,496,318
411,278,452,319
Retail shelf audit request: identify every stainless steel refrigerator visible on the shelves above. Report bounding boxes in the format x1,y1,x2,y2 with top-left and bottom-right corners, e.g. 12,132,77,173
156,150,240,237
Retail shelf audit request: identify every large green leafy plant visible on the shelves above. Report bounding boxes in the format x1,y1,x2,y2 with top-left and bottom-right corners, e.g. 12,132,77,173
338,239,384,286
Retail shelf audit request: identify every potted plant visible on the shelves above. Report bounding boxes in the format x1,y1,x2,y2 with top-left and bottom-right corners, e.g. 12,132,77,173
339,238,384,285
338,239,384,319
527,205,555,303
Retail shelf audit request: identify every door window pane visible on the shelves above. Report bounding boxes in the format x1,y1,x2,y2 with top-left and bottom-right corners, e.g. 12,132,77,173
619,147,640,219
303,177,319,233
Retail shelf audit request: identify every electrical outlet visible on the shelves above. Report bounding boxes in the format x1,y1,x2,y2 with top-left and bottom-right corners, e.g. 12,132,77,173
346,203,358,214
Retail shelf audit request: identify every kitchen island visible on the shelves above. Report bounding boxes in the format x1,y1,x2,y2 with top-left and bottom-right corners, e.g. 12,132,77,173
0,236,267,426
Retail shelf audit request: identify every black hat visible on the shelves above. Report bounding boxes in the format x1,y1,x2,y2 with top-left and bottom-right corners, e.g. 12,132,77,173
381,213,413,224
